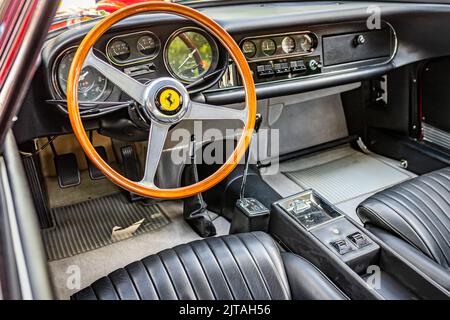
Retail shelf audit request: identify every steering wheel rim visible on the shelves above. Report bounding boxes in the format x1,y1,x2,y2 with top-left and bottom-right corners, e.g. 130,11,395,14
67,2,256,199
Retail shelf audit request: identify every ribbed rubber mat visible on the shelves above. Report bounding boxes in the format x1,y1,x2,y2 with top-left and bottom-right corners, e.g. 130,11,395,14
42,193,171,261
285,151,411,204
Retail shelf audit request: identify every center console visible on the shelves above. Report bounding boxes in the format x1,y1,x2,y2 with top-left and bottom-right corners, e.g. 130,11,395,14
276,190,379,274
220,162,448,299
269,189,448,300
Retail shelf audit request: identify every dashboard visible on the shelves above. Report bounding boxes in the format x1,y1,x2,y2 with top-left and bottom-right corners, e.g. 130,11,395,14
15,1,450,144
51,25,226,106
47,19,395,108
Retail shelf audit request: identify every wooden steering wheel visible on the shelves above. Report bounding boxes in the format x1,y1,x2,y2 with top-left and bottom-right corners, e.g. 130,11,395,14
67,2,256,199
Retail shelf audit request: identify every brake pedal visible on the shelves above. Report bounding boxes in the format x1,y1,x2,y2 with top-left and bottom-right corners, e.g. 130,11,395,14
87,146,108,180
54,153,81,188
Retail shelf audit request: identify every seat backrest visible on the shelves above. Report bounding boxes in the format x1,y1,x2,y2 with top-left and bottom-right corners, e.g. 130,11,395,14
358,167,450,268
72,232,292,300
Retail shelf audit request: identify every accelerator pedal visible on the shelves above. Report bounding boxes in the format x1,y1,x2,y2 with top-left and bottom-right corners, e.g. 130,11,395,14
54,153,80,188
120,145,144,201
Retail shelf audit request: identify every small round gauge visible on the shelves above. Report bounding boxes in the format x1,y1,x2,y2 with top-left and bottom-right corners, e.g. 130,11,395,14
107,40,131,62
137,34,159,57
242,40,257,59
299,34,314,52
56,49,110,102
281,36,296,54
261,39,277,56
166,30,217,82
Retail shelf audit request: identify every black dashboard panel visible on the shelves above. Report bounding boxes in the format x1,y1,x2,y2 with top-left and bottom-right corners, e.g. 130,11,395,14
14,1,450,144
322,29,392,66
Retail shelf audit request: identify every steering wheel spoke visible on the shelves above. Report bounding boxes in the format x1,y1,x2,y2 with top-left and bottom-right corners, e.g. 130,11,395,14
139,122,169,187
187,101,247,123
84,49,148,106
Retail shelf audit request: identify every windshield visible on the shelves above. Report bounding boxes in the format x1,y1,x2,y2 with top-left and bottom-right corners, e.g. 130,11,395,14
53,0,450,31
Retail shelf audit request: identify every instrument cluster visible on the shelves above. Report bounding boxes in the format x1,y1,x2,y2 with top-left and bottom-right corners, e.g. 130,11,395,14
240,32,318,61
51,27,221,103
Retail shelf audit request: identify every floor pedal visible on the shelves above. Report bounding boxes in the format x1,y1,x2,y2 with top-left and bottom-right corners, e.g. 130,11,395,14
87,146,108,180
121,145,143,201
54,153,80,188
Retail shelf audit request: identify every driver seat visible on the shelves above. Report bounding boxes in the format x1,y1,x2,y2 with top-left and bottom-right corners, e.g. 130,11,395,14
71,232,346,300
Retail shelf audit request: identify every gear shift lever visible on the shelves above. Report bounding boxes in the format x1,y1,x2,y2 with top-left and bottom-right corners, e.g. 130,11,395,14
240,113,262,199
230,114,270,234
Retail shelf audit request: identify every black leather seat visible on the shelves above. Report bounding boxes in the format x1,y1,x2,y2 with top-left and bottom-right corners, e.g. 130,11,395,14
357,167,450,292
72,232,346,300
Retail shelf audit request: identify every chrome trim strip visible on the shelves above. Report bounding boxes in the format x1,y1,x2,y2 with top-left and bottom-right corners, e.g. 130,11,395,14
0,158,33,299
423,123,450,150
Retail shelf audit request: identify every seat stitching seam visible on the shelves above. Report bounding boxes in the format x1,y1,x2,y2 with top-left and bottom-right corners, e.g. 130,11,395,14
250,233,291,298
124,267,142,300
413,180,450,232
220,237,255,299
391,185,450,238
173,247,198,300
106,274,121,300
232,235,272,299
423,176,450,204
390,186,450,252
88,284,100,300
375,193,441,260
140,260,161,300
204,240,236,300
359,203,431,256
156,253,180,300
188,244,217,300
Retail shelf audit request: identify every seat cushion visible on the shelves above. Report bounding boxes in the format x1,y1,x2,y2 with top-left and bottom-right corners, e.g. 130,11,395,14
71,232,346,300
357,167,450,268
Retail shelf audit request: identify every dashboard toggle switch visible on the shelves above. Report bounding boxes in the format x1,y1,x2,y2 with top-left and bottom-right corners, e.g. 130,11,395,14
347,232,370,248
330,239,354,255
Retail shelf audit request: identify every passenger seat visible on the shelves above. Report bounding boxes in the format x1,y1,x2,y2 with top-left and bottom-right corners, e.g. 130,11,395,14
357,167,450,292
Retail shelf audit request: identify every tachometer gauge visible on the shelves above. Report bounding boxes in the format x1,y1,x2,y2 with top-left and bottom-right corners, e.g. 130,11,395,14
107,40,131,62
261,39,277,56
55,49,111,102
137,34,159,57
242,40,257,59
281,36,296,54
166,30,217,82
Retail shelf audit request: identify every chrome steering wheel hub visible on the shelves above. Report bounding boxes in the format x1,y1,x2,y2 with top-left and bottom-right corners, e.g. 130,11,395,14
143,77,190,125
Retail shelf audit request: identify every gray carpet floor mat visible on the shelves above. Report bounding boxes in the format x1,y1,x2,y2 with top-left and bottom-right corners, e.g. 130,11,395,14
42,193,171,261
284,148,413,204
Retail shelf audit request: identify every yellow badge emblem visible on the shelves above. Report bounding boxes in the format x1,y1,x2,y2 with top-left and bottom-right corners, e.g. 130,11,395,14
159,89,181,112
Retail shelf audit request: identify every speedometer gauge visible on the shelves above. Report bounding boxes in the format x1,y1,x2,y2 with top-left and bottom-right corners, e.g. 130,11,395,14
166,30,217,82
55,48,111,102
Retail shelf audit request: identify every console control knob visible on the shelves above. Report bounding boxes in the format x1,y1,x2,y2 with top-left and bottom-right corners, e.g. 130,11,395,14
354,34,366,46
308,59,321,71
